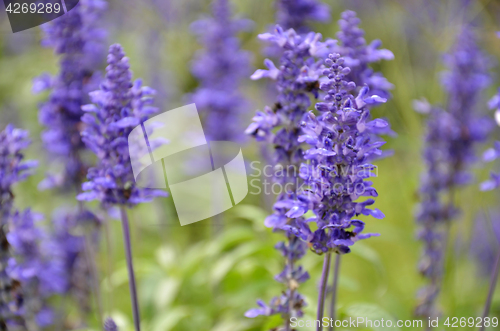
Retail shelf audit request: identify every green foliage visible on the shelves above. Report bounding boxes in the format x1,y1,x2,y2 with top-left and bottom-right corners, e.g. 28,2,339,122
1,0,500,330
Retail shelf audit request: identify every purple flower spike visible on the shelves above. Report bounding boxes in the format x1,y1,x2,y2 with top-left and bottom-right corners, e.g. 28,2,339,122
35,0,107,190
335,10,394,100
481,91,500,191
79,44,167,331
104,317,119,331
0,125,38,221
245,26,332,324
415,27,493,319
0,124,38,327
276,0,331,32
190,0,253,142
286,53,385,255
78,44,168,207
7,209,67,327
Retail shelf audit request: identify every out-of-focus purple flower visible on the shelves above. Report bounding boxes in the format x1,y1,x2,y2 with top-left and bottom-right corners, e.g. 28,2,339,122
415,27,492,318
0,124,37,327
77,44,168,207
470,211,500,277
441,33,491,120
49,208,100,315
276,0,330,32
0,125,38,221
7,209,67,328
104,317,119,331
246,26,334,149
281,53,385,255
334,10,394,99
245,26,334,322
481,90,500,191
190,0,253,142
35,0,107,190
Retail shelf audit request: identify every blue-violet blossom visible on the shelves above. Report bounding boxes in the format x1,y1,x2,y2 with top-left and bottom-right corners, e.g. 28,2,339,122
283,53,386,255
275,0,330,32
245,26,334,322
481,89,500,191
7,209,67,328
104,317,119,331
414,27,492,318
0,124,37,327
35,0,107,189
77,44,168,206
334,10,394,100
190,0,253,142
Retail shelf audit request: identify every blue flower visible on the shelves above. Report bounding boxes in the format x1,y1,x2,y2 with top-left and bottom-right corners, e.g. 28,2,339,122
470,210,500,277
190,0,253,142
78,44,168,207
481,91,500,191
104,317,119,331
415,27,493,318
0,124,38,326
7,209,67,327
283,54,385,255
276,0,330,32
334,11,394,100
0,125,38,220
35,0,107,190
245,26,332,321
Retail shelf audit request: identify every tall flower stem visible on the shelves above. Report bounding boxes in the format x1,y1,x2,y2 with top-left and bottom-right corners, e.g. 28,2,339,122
480,250,500,331
104,219,115,311
119,207,141,331
83,235,104,327
328,254,341,331
317,253,332,331
77,199,103,327
284,236,295,331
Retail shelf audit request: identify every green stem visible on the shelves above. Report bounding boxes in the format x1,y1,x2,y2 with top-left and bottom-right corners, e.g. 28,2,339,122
328,254,341,331
317,253,332,331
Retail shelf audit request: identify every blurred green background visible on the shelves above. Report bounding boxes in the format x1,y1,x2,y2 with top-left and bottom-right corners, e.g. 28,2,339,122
1,0,500,330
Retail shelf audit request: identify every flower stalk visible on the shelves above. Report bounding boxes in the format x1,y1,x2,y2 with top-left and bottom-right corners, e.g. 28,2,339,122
120,207,141,331
479,249,500,331
328,254,341,330
317,253,331,331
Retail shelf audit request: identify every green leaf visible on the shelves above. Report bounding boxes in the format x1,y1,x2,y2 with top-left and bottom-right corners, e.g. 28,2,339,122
154,278,181,309
210,242,264,286
205,226,258,257
230,204,269,231
150,307,189,331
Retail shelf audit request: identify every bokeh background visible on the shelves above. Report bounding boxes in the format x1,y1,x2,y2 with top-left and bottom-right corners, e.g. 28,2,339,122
1,0,500,330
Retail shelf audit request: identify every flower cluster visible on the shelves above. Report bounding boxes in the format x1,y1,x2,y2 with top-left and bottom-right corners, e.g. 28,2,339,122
7,209,67,328
35,0,107,189
414,28,493,318
245,26,334,321
0,125,38,221
104,317,119,331
283,54,386,255
481,89,500,191
0,124,37,327
470,210,500,277
334,10,394,99
77,44,168,207
190,0,253,142
275,0,330,32
50,208,101,315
